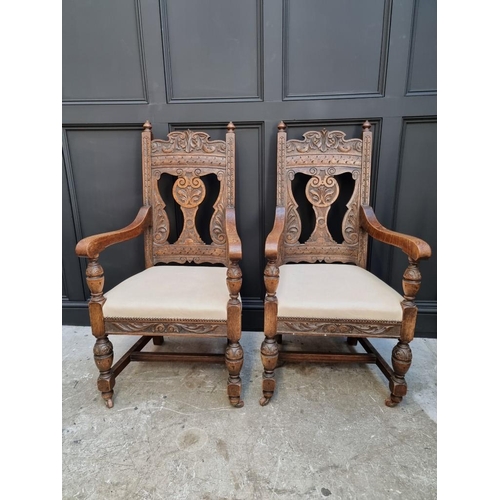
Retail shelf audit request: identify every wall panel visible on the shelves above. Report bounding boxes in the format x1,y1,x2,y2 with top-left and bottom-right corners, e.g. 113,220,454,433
161,0,263,101
283,0,391,99
62,0,147,104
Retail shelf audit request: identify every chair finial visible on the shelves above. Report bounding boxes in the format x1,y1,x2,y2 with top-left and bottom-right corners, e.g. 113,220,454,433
227,121,235,132
143,120,152,130
362,120,371,131
278,121,286,131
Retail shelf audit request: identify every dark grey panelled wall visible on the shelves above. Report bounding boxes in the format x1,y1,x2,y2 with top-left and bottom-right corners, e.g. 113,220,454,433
62,0,437,335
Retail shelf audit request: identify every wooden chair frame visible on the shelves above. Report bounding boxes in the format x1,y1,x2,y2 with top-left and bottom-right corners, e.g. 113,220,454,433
260,121,431,407
76,122,244,408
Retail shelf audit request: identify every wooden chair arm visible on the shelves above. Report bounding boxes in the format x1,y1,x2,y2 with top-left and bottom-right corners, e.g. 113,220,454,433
265,206,286,263
75,206,152,259
225,207,242,262
360,205,431,261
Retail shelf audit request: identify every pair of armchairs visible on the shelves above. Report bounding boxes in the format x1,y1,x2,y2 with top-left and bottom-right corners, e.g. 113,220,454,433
75,121,431,409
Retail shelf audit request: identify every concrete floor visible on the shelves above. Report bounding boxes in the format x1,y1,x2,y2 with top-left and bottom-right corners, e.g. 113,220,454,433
62,326,437,500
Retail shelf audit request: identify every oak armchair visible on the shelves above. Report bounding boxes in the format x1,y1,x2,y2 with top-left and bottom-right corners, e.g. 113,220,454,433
76,122,244,408
260,121,431,407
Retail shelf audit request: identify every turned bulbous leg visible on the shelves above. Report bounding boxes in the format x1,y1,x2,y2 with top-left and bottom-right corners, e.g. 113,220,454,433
93,336,115,408
225,342,244,408
260,337,279,406
386,340,412,407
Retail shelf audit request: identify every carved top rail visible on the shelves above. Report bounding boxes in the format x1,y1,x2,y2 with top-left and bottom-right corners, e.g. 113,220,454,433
275,121,373,267
141,122,237,267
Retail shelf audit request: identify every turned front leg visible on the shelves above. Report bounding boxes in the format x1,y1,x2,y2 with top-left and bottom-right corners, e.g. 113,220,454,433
94,336,115,408
260,261,280,406
386,257,420,407
226,262,244,408
386,341,412,407
86,258,115,408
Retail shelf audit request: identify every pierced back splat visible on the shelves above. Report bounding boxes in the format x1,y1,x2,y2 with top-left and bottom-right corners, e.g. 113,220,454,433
278,121,372,267
141,124,236,266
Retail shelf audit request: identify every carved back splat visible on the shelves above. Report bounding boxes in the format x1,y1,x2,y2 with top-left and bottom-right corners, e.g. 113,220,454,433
278,122,372,267
141,123,236,265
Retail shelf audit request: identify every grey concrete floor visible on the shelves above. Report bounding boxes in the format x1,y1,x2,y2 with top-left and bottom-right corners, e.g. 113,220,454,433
62,326,437,500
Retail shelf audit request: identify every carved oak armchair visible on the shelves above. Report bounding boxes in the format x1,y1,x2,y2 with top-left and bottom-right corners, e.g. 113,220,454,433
260,121,431,407
76,122,244,408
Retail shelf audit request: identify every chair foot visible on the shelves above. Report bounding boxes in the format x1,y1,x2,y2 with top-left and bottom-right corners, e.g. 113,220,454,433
153,336,164,346
230,398,244,408
259,396,272,406
102,391,114,408
385,395,402,408
347,337,358,346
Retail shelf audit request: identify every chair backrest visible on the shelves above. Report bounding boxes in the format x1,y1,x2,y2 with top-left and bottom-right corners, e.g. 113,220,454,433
277,121,373,268
141,121,236,267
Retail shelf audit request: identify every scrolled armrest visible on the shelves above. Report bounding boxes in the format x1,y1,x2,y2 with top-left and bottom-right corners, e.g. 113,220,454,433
360,205,431,261
75,206,152,259
265,206,286,263
225,207,242,262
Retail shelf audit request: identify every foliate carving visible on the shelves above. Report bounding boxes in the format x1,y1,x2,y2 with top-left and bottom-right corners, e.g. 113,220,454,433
392,342,413,362
358,230,368,269
171,175,205,245
305,174,339,207
403,264,421,282
392,341,412,379
227,264,243,280
278,319,400,336
152,173,169,246
285,203,301,244
286,129,362,154
93,337,113,356
305,170,339,245
342,200,359,244
86,259,104,299
226,263,242,301
172,176,206,208
154,244,226,265
403,259,422,302
264,261,279,278
284,243,359,264
264,261,280,297
225,343,244,362
104,319,227,335
151,130,226,155
210,201,226,245
342,172,360,245
261,339,279,357
86,260,103,278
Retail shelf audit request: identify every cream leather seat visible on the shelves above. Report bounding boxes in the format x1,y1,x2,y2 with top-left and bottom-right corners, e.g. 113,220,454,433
277,264,404,321
103,266,229,320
